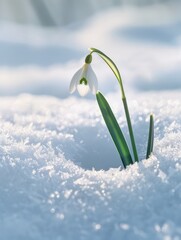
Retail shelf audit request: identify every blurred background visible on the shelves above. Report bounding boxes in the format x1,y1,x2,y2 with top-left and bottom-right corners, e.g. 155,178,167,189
0,0,180,97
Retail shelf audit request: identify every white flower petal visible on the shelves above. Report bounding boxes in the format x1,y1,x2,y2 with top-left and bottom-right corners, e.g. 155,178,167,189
77,84,89,96
69,67,83,93
81,63,89,78
87,65,98,94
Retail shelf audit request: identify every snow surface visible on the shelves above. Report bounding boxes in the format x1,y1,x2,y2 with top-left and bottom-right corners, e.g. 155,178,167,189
0,92,181,240
0,2,181,240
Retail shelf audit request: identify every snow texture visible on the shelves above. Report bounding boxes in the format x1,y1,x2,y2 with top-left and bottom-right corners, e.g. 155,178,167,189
0,92,181,240
0,2,181,240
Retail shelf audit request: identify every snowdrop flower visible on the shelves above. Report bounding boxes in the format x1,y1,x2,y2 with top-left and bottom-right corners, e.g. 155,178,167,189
69,54,98,96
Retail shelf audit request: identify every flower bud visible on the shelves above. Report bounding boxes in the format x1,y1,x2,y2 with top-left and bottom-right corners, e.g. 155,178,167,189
85,54,92,64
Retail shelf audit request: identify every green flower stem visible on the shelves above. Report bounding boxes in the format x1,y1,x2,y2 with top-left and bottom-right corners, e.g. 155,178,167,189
90,48,139,162
122,97,139,162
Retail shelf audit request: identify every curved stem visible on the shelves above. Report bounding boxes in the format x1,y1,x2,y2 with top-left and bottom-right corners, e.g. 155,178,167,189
90,48,139,162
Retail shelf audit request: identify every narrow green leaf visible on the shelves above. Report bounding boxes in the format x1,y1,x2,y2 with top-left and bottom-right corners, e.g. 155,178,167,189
146,114,154,159
96,91,133,168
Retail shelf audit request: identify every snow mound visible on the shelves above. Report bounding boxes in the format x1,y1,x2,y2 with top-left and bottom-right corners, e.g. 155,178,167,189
0,92,181,240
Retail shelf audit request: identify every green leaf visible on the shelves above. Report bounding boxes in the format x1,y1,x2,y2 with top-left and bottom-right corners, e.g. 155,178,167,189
146,114,154,159
96,91,133,168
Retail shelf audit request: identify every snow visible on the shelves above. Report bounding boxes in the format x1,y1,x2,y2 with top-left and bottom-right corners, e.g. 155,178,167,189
0,2,181,240
0,92,181,240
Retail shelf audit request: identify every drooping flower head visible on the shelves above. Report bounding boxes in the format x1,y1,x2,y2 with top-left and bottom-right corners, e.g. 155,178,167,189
69,54,98,96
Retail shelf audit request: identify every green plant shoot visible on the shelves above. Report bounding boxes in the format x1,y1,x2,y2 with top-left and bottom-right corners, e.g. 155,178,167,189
69,48,154,169
146,114,154,159
96,91,133,168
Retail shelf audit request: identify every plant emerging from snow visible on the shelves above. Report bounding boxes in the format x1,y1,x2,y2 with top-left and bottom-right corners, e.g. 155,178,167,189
70,48,154,168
